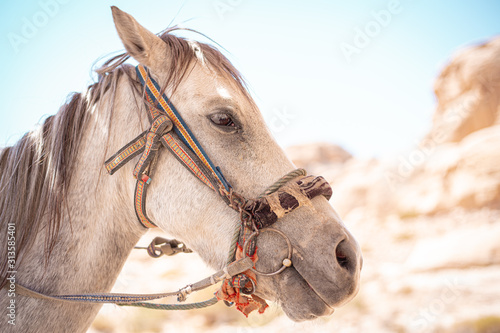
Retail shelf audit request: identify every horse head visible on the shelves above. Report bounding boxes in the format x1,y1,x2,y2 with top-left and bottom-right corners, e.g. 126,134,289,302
109,7,362,321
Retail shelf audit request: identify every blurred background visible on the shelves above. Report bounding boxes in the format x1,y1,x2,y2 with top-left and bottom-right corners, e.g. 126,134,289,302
1,1,499,332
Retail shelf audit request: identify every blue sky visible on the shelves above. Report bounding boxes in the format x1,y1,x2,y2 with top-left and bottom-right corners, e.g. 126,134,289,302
0,0,499,157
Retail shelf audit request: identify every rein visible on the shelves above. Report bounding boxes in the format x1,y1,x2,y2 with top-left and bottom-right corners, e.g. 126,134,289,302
11,65,333,316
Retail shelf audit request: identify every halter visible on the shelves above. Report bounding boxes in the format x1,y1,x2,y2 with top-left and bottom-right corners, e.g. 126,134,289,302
12,65,334,317
105,65,232,228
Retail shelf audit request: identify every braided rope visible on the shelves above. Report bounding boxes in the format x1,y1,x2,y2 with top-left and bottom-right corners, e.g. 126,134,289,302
258,168,306,198
227,226,242,265
120,296,218,310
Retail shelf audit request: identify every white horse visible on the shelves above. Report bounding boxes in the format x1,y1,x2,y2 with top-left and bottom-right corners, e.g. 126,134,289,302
0,7,361,332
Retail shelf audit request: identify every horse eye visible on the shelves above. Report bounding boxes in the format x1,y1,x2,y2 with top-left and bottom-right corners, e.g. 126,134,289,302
210,113,235,127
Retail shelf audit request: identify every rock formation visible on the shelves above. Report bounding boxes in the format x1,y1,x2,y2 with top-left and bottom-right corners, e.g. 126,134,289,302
289,38,500,218
429,38,500,144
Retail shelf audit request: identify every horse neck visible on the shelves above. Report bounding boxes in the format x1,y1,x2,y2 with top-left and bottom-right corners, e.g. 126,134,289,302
3,67,148,332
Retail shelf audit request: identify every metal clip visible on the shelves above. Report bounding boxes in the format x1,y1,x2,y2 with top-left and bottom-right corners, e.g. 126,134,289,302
177,284,192,302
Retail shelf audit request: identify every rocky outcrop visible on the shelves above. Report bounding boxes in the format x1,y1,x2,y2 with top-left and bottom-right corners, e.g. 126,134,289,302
285,142,352,171
396,125,500,215
396,38,500,215
288,37,500,217
428,38,500,144
406,222,500,271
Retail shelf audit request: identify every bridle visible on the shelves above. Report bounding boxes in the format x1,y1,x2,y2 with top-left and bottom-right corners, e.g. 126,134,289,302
11,65,333,316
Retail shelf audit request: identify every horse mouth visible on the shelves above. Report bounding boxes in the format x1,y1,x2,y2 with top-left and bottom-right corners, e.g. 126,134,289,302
295,264,339,315
262,265,337,321
259,249,361,322
304,278,335,311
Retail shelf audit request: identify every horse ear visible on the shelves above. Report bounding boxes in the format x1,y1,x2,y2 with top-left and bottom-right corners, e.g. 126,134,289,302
111,6,166,70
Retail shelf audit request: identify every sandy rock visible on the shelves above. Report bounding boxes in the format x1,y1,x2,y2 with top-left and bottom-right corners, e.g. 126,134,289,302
285,37,500,216
328,157,396,217
285,142,352,171
405,223,500,271
447,125,500,209
396,125,500,215
426,38,500,144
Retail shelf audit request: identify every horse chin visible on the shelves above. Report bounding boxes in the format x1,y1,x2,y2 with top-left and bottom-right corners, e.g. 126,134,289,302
281,276,336,322
256,267,336,322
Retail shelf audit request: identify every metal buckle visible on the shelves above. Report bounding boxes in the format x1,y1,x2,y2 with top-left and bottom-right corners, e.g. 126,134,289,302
242,228,293,276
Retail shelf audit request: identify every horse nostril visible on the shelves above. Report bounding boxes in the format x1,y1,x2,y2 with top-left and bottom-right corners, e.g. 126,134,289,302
335,242,349,270
335,238,360,273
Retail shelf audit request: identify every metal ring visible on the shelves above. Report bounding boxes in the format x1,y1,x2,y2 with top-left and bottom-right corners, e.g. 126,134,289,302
240,277,256,295
242,227,293,277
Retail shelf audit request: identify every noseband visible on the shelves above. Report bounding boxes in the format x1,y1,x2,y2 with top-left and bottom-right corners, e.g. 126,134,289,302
12,65,333,317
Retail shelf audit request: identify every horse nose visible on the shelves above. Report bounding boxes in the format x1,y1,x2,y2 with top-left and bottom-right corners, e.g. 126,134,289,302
334,235,362,274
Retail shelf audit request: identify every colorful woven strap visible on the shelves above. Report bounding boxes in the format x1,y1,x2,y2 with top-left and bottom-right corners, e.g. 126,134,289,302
134,177,156,228
105,65,233,228
136,65,231,193
105,131,147,174
160,133,215,190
